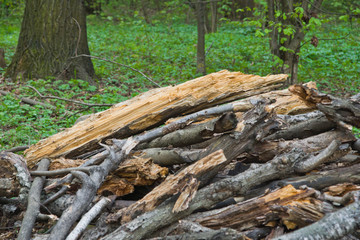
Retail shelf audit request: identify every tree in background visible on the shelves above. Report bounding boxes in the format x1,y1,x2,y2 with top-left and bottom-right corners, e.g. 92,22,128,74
266,0,323,85
5,0,95,82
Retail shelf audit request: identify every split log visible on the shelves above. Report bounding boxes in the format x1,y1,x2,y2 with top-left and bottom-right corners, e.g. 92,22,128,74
98,157,168,196
117,150,228,223
25,70,287,166
185,185,322,231
274,192,360,240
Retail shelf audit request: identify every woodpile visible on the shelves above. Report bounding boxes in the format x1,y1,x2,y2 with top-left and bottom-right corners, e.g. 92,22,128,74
1,70,360,240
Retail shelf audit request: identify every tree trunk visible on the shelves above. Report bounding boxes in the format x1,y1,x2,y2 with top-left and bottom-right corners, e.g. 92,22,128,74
0,48,6,68
195,1,206,75
210,2,217,33
5,0,95,82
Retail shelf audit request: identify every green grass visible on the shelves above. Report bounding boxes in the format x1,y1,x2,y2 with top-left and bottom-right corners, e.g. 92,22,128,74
0,15,359,151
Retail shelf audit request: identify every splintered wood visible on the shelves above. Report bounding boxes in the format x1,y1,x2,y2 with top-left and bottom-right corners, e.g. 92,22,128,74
24,70,287,166
4,69,360,240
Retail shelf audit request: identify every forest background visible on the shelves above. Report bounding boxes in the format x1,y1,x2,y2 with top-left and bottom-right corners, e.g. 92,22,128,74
0,0,359,151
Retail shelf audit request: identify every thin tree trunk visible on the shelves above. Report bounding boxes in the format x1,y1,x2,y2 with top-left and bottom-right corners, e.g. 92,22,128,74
195,0,206,75
5,0,95,82
210,2,217,33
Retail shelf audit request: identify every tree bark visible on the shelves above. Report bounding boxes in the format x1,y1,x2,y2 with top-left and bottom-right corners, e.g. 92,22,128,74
0,48,6,68
5,0,95,82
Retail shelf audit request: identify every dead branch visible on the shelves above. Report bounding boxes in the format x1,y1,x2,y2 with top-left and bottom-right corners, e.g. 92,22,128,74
18,158,50,240
66,197,111,240
31,166,93,177
289,85,360,127
48,139,136,240
27,85,113,107
5,145,29,153
294,140,340,173
48,171,96,240
72,54,161,87
0,89,66,112
136,112,238,149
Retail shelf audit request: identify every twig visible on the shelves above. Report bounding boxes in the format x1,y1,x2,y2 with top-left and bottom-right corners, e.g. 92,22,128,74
27,86,113,107
42,185,69,205
31,166,93,177
66,197,111,240
72,54,161,87
18,158,50,240
0,89,67,112
205,41,214,57
5,145,29,153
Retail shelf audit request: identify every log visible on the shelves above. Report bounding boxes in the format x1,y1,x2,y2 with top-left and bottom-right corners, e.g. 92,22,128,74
274,193,360,240
0,151,31,200
25,70,287,166
185,185,321,231
245,162,360,200
118,150,228,223
136,112,238,149
239,129,355,163
289,84,360,127
101,145,332,240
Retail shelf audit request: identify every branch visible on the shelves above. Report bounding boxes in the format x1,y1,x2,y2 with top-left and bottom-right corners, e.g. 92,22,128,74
30,166,93,177
48,170,97,240
18,158,50,240
295,140,340,173
27,86,113,107
66,197,111,240
72,54,161,87
0,89,68,112
4,145,29,153
47,138,136,240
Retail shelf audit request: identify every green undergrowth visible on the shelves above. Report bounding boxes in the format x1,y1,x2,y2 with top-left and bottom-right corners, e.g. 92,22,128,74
0,16,359,151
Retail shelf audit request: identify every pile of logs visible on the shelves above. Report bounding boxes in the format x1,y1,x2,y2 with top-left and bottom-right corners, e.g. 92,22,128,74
1,70,360,240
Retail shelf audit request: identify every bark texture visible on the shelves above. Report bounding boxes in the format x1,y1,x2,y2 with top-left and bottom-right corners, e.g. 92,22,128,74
5,0,95,81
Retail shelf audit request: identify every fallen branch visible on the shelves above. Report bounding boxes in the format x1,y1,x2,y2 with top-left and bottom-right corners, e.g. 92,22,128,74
27,85,113,107
18,158,50,240
66,197,111,240
48,139,136,240
0,89,64,112
72,54,161,87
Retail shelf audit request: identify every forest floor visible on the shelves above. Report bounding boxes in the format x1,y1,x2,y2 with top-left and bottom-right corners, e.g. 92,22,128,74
0,16,359,150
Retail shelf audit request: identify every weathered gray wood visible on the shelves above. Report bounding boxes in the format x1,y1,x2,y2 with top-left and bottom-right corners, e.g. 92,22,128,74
18,158,50,240
48,139,136,240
